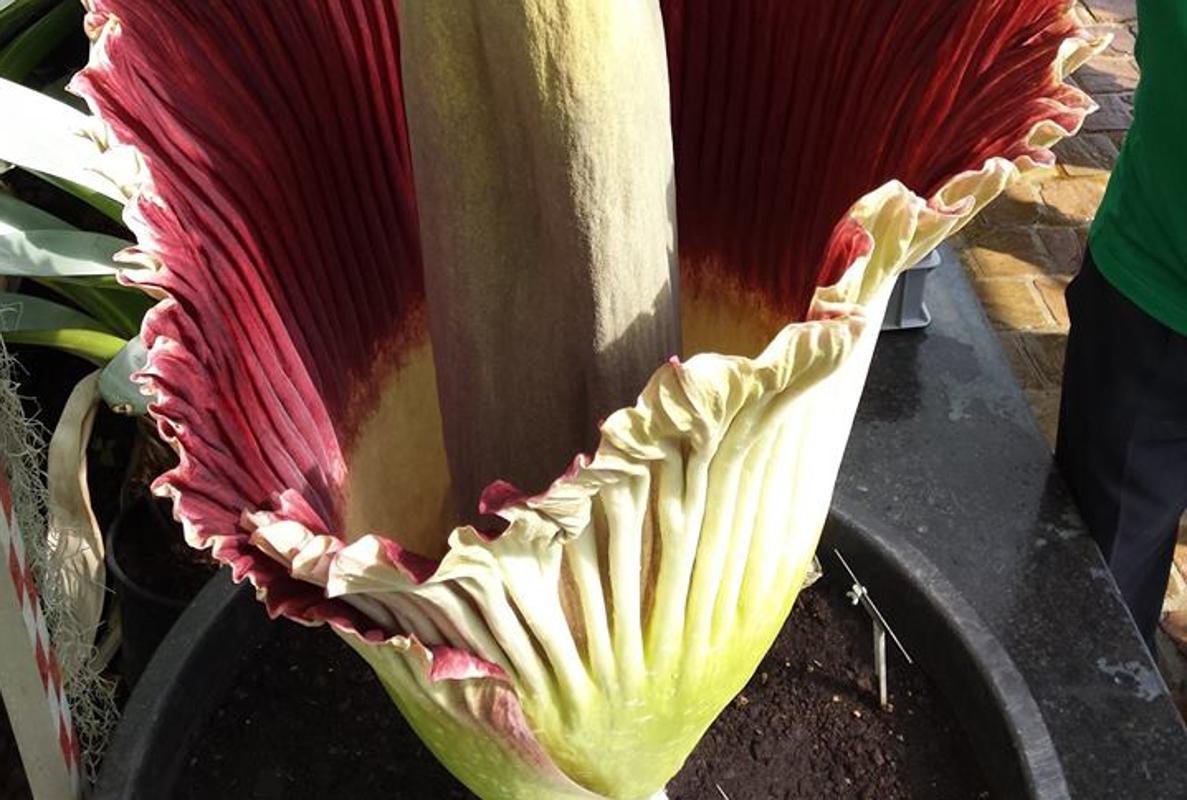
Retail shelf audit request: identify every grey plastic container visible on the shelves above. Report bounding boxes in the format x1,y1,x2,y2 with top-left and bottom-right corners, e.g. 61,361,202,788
882,245,945,330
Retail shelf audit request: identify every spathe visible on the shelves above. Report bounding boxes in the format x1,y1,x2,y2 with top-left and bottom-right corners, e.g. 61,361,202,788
73,2,1102,797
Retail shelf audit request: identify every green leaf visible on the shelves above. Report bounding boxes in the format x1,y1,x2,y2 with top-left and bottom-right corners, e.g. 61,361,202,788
0,78,129,215
0,290,108,333
29,171,126,223
98,335,148,414
0,199,142,335
35,277,150,339
0,189,72,233
0,228,128,277
1,328,126,364
0,0,56,46
0,1,82,83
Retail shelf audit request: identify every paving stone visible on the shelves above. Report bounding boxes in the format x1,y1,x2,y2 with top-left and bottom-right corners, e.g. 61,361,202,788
1083,92,1135,132
974,278,1056,331
1094,89,1135,111
1160,545,1187,656
1075,56,1140,94
1081,0,1137,23
993,331,1066,393
1053,132,1119,176
1085,23,1137,57
1153,629,1187,720
1105,130,1128,149
1038,175,1109,224
1167,554,1187,612
961,227,1052,278
973,176,1046,228
1020,332,1068,387
954,244,979,282
1175,536,1187,594
1036,226,1088,274
1023,388,1062,449
1035,274,1073,329
1000,333,1049,392
1169,520,1187,625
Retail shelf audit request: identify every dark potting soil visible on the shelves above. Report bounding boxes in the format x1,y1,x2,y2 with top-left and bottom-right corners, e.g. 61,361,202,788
180,569,990,800
667,568,991,800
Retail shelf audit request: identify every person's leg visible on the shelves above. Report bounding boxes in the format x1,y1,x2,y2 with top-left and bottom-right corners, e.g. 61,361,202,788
1055,249,1187,645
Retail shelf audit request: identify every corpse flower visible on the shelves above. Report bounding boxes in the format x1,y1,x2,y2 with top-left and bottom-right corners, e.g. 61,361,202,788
72,1,1099,798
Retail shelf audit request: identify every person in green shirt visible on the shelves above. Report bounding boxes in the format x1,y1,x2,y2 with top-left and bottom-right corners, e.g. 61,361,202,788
1056,0,1187,649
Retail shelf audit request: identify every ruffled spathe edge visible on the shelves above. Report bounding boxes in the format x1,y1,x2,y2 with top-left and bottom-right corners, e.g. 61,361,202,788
71,0,355,631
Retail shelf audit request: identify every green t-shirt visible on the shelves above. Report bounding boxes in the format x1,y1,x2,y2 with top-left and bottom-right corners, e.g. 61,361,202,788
1089,0,1187,336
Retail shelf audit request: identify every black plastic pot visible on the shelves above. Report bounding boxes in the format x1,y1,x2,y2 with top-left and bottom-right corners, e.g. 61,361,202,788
105,498,189,687
95,570,264,796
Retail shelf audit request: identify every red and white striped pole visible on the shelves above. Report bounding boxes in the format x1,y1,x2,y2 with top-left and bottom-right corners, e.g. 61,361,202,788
0,463,81,799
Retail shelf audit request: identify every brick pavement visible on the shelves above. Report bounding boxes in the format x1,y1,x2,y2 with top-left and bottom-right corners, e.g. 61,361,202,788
951,0,1187,706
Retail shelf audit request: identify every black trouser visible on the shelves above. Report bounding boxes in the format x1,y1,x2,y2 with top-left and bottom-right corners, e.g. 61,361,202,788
1055,250,1187,648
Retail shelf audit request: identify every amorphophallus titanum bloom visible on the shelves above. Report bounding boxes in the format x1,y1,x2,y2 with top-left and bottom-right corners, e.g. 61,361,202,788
71,1,1101,797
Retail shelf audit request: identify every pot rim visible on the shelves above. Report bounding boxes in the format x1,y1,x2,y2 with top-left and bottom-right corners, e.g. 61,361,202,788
105,498,192,611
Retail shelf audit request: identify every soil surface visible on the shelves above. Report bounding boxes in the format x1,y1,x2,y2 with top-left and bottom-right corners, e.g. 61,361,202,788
181,570,990,799
667,569,991,800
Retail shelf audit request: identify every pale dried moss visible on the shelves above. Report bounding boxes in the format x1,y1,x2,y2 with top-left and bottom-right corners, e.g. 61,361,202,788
0,340,117,784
